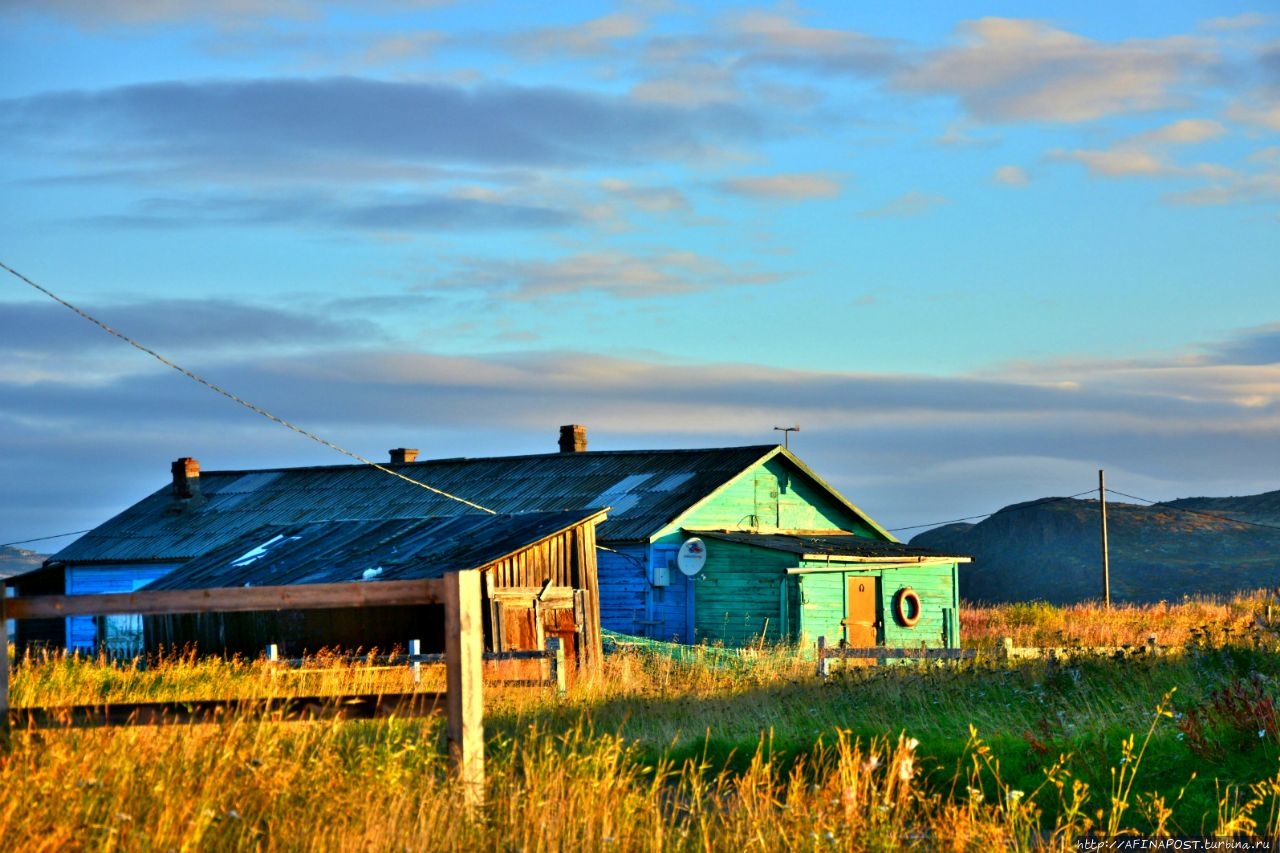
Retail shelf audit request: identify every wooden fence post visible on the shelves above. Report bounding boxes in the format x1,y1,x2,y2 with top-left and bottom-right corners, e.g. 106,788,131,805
0,600,9,746
444,570,484,807
409,638,421,685
816,636,829,679
547,637,566,694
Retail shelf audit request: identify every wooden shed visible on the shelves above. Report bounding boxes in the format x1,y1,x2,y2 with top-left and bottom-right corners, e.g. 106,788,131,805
680,531,971,648
142,509,606,674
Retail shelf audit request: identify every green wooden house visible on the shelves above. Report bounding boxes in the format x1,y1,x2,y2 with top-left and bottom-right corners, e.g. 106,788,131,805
20,425,969,652
677,531,970,648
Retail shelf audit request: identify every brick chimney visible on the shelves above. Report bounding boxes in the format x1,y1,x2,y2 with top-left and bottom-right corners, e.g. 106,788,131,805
171,457,201,500
558,424,588,453
389,448,419,464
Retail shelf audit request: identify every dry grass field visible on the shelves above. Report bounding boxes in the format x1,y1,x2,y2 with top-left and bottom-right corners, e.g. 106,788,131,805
4,590,1280,850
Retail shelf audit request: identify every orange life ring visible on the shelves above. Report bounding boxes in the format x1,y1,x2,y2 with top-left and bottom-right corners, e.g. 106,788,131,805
894,587,922,628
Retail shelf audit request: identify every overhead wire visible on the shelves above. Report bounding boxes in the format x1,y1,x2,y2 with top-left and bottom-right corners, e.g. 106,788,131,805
0,260,497,515
1105,488,1280,533
887,489,1100,534
1,530,95,549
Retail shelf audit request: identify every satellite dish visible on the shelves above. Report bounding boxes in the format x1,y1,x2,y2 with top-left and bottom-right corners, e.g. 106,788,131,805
676,538,707,576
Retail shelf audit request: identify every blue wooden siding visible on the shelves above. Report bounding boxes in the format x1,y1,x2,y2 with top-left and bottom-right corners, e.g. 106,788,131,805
596,545,648,636
648,545,694,643
65,563,179,653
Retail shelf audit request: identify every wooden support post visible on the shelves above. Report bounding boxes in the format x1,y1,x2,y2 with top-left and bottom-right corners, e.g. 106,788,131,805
1100,469,1111,610
409,638,421,685
547,637,566,694
816,635,829,678
0,599,10,747
267,643,279,663
444,570,484,807
998,637,1014,662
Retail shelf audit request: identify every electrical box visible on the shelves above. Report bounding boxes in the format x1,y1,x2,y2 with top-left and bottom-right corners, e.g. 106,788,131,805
651,562,670,587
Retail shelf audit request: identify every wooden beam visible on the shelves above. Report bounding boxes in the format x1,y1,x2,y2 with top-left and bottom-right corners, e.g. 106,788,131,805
3,578,446,620
444,570,484,807
0,600,9,744
8,692,447,728
787,558,970,573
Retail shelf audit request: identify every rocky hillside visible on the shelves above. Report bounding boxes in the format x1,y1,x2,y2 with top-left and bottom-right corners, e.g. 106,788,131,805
0,546,46,580
911,490,1280,604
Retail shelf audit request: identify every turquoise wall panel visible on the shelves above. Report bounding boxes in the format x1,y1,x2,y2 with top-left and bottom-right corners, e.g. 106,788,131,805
655,458,882,545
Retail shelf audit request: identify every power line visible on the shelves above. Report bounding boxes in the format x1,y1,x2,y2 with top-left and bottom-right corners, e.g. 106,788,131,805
1,260,497,516
888,490,1098,533
1,529,94,549
1105,488,1280,533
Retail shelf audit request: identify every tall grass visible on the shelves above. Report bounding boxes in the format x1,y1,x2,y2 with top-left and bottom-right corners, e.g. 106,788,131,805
4,591,1280,850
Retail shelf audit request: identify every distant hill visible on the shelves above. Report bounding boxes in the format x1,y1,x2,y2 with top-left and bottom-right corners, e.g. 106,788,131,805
1,546,46,580
911,490,1280,604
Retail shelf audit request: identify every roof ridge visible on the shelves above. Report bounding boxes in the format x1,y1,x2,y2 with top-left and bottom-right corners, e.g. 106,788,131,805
191,444,781,476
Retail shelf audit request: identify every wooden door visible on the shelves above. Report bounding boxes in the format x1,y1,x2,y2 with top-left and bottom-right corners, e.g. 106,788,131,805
842,576,878,647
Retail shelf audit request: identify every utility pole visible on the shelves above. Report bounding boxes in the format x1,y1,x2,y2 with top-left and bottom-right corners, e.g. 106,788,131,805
1100,469,1111,609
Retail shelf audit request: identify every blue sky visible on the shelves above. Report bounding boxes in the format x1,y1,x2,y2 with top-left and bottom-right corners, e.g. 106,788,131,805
1,1,1278,550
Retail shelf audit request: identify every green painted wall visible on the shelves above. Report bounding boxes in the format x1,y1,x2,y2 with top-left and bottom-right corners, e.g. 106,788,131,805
795,561,962,649
689,535,961,648
690,538,797,645
653,457,882,546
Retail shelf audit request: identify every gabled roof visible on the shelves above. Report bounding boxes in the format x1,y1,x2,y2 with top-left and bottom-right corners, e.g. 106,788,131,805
145,509,605,590
54,445,881,564
692,530,970,563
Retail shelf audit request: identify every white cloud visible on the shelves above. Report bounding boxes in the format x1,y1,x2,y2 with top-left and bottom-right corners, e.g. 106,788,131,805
897,17,1211,123
713,173,843,200
423,249,784,300
993,165,1030,185
858,190,949,218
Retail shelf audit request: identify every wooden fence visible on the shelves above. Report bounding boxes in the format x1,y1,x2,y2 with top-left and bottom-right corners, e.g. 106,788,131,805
0,571,485,805
816,634,1165,677
263,637,570,693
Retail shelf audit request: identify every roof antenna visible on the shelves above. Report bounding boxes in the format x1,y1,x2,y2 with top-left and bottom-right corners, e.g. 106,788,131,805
773,425,800,449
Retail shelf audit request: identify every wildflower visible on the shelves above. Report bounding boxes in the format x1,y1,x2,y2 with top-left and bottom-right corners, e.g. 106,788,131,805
1261,730,1268,739
966,786,984,804
905,737,920,751
1007,790,1025,805
898,756,914,781
862,755,880,772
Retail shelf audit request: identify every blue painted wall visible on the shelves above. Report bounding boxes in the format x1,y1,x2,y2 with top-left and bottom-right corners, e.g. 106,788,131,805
65,563,178,653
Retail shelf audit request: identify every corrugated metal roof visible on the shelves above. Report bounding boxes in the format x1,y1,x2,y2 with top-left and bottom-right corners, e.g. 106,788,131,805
53,446,791,563
693,530,968,561
145,509,605,590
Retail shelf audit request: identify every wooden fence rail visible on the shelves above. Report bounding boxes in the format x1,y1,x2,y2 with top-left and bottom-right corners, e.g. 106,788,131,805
0,571,486,806
816,635,1165,678
263,637,569,693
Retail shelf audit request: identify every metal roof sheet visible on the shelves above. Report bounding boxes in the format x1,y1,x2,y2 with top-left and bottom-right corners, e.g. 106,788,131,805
145,509,605,590
692,530,969,561
53,446,801,563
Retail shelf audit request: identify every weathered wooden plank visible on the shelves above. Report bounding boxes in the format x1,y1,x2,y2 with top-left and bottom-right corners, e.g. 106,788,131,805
4,578,446,620
0,603,9,743
7,692,447,728
822,647,976,660
444,570,484,807
489,587,576,606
